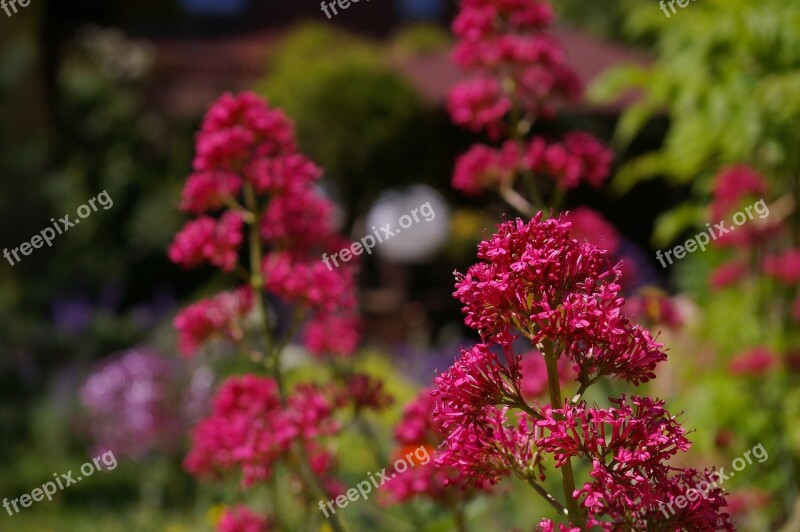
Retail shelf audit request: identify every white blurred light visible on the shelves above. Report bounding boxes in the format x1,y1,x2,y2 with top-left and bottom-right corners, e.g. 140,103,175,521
365,185,450,263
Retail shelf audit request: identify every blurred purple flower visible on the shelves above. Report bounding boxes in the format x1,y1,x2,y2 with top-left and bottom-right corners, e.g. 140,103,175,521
80,347,212,460
51,297,94,335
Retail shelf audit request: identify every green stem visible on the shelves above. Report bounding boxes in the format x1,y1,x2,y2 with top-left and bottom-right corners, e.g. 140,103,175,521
543,341,585,529
453,501,469,532
243,183,346,532
526,476,569,517
242,182,282,397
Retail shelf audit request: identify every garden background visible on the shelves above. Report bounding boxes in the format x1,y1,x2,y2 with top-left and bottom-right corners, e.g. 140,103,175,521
1,0,798,530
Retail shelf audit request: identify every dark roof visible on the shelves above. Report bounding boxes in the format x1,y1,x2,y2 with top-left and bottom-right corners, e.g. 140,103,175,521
149,26,650,117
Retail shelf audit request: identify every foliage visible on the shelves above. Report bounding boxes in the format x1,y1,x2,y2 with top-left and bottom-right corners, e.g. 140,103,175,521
591,0,800,245
257,24,444,224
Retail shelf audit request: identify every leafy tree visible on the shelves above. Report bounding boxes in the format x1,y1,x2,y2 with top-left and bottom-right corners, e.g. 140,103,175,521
592,0,800,245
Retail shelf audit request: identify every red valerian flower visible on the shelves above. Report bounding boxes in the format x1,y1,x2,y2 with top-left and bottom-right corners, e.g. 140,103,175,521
761,248,800,284
302,314,360,357
180,171,241,214
710,165,769,221
173,287,253,357
519,350,576,399
435,405,541,488
728,346,778,376
169,211,245,272
578,464,733,531
218,505,271,532
261,251,357,313
244,153,321,195
522,133,613,190
454,213,667,384
335,373,393,412
383,389,481,505
537,520,580,532
185,376,338,488
709,260,747,291
433,341,522,431
394,388,444,446
260,189,336,253
563,207,620,254
623,287,684,330
448,77,512,138
193,92,296,172
535,396,732,530
452,141,520,195
536,396,691,470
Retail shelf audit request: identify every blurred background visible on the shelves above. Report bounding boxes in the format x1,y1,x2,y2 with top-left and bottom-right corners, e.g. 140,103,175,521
1,0,798,530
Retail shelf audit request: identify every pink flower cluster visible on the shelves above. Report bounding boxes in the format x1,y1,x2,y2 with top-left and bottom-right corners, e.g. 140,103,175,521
185,375,339,488
448,0,612,199
535,396,729,530
709,165,781,248
450,0,579,134
762,248,800,284
218,505,271,532
515,394,732,530
523,133,613,190
170,91,360,358
381,389,481,505
174,287,254,357
453,213,666,384
728,346,778,377
710,165,769,221
452,134,613,196
425,213,731,529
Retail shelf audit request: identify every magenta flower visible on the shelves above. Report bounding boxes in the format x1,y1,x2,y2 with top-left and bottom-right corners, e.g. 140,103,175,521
185,376,338,488
710,165,769,221
762,248,800,284
709,260,747,291
302,314,360,357
180,170,241,214
260,189,336,252
452,141,520,195
454,213,667,384
193,92,295,171
537,520,580,532
433,341,522,430
728,346,778,376
171,91,361,362
169,212,245,272
173,286,253,357
435,405,541,488
217,505,271,532
244,153,321,195
382,389,481,505
519,349,575,400
523,133,613,190
448,77,512,138
563,207,620,254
